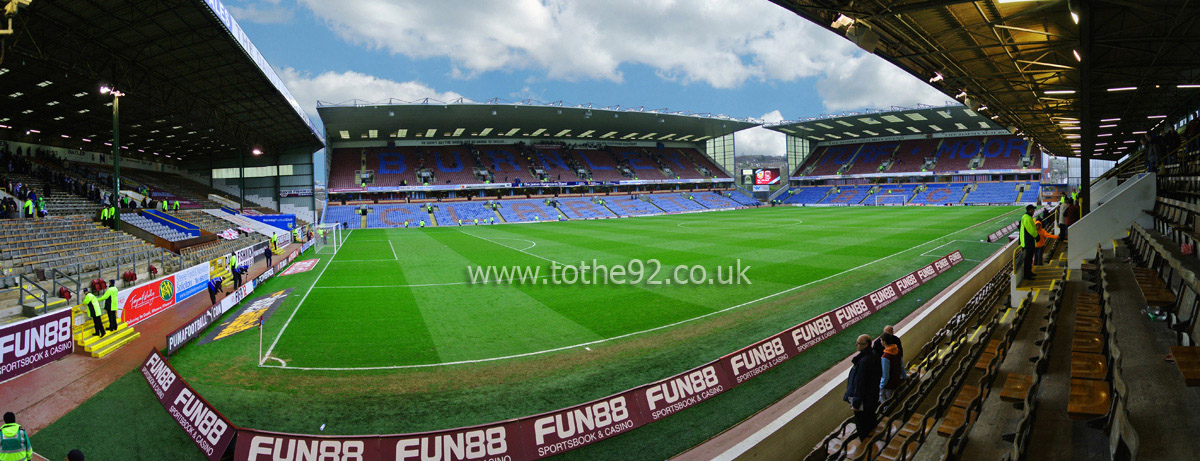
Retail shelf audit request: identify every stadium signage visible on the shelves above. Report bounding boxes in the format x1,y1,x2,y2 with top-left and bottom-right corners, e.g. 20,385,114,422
160,252,963,461
280,259,319,276
0,308,73,383
520,392,641,459
636,361,732,421
141,349,234,460
120,274,177,326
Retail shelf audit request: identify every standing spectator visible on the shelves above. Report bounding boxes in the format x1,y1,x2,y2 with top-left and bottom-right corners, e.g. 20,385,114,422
1020,204,1038,279
844,334,882,442
1146,131,1163,172
1062,197,1081,242
879,334,903,403
872,325,904,360
1035,220,1058,265
99,280,120,332
67,449,84,461
0,412,32,461
21,198,32,219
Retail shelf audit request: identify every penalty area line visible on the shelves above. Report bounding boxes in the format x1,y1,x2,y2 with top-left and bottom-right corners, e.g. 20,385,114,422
259,237,341,366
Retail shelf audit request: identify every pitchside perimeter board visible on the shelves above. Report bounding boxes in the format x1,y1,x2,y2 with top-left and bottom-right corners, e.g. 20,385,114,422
146,251,963,460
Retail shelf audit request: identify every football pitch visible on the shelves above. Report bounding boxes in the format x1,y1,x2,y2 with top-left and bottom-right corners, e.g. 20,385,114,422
262,205,1017,370
35,205,1025,460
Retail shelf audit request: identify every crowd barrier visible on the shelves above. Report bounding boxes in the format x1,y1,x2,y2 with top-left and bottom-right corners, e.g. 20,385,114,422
143,250,962,461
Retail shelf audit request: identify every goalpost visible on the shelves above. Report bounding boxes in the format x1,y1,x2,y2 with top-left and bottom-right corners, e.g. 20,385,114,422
315,223,344,255
874,194,909,206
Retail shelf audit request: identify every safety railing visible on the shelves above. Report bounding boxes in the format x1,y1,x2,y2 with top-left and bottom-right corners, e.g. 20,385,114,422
18,275,50,316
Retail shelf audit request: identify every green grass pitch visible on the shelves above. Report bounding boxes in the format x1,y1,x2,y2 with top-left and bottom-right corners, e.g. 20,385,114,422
33,205,1021,460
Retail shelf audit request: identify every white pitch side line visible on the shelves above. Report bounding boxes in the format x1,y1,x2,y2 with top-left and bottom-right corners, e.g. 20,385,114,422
388,240,399,260
260,239,341,366
267,209,1016,371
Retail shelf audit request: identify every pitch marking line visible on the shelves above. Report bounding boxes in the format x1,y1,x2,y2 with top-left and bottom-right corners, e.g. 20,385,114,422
264,209,1015,371
388,239,399,260
260,232,343,366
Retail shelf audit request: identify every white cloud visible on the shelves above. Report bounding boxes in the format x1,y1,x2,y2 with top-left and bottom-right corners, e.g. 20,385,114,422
228,0,295,24
735,110,786,157
294,0,951,111
276,68,466,120
816,55,950,111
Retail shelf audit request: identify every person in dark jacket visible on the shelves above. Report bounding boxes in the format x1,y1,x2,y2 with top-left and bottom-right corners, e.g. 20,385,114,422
844,334,882,441
1062,197,1081,242
879,334,904,402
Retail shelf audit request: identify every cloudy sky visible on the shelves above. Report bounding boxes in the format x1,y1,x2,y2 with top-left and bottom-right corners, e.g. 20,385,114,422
225,0,952,167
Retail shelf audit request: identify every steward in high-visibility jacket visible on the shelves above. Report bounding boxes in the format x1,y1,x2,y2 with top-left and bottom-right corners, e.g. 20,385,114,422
21,199,32,218
0,413,33,461
99,283,119,331
172,200,180,211
270,233,278,251
82,290,105,337
292,227,300,243
1019,205,1038,279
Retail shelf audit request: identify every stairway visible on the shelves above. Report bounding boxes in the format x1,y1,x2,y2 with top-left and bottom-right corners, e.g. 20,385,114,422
72,307,140,358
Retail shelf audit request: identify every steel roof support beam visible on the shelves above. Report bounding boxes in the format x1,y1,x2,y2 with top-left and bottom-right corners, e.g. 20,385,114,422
1080,0,1093,215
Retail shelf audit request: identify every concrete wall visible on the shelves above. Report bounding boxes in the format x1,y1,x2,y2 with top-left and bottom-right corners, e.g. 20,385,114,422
1090,176,1118,209
676,239,1017,461
1067,172,1156,269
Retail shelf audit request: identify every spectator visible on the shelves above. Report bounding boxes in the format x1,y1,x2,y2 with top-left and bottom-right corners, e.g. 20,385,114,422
872,325,904,360
1062,197,1080,242
1035,219,1058,265
67,449,84,461
0,412,32,461
1020,204,1038,279
844,334,882,442
879,334,903,403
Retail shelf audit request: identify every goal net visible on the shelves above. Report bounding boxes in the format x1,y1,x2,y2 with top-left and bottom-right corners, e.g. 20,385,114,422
315,223,343,255
874,194,909,206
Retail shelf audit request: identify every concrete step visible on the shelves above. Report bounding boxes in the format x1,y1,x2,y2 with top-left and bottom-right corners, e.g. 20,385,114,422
89,330,139,358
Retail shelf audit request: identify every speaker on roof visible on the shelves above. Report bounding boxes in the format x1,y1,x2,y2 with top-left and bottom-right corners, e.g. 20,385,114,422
846,24,879,53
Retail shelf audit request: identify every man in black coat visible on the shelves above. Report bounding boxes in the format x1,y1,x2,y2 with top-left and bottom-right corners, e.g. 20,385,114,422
844,334,882,441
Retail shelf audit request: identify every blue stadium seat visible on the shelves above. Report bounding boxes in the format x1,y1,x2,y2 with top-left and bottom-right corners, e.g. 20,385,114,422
782,186,833,204
605,197,662,216
647,194,707,213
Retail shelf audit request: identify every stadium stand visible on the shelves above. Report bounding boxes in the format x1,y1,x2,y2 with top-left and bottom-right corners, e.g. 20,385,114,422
434,202,499,225
810,144,860,176
727,190,760,206
845,141,900,175
325,204,433,228
0,216,176,285
497,199,563,222
933,136,982,172
1021,183,1041,202
910,183,969,205
963,182,1021,205
556,198,617,219
782,186,834,205
793,146,830,177
604,196,662,216
890,139,942,173
976,135,1031,170
120,213,194,242
818,185,874,205
647,193,707,213
871,184,918,204
692,191,742,209
574,149,627,182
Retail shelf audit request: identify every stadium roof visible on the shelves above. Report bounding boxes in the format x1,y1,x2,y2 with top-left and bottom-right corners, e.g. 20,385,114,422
770,0,1200,160
767,104,1008,141
317,100,761,144
0,0,323,164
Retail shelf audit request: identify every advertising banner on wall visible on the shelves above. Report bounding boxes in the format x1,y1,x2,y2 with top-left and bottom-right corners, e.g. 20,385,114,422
120,274,177,326
141,349,235,460
175,263,211,302
0,308,74,383
173,251,965,461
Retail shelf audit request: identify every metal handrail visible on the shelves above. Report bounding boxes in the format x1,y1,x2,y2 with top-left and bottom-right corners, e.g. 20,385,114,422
51,268,82,302
18,274,50,316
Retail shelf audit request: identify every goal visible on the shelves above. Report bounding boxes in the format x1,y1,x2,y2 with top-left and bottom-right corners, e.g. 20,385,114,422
874,194,909,206
314,223,344,255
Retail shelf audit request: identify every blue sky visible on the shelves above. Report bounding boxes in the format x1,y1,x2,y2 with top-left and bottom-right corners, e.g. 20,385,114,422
224,0,952,175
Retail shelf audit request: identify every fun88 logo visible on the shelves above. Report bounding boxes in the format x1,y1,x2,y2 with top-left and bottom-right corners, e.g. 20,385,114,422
158,279,175,302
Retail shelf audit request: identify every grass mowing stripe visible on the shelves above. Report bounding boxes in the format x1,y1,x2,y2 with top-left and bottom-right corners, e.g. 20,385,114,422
260,236,341,365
